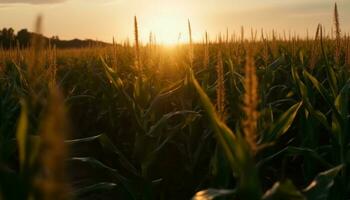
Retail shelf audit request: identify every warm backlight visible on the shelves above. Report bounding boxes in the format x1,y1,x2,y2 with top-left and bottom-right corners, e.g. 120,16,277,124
144,13,189,45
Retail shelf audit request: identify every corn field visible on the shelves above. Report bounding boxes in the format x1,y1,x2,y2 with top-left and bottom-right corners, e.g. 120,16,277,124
1,3,350,200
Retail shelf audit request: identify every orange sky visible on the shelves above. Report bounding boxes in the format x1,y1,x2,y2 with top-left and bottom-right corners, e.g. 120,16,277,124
0,0,349,44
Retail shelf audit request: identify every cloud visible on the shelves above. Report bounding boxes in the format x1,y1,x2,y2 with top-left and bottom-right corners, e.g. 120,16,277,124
0,0,67,4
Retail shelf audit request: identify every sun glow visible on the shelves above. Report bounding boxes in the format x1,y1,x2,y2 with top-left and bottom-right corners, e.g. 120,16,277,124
143,13,189,45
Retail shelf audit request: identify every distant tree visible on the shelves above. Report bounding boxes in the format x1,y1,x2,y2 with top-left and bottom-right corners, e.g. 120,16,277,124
51,36,59,41
0,28,8,47
0,28,16,49
17,29,31,48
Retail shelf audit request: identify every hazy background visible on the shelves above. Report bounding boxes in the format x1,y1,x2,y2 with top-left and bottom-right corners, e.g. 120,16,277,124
0,0,349,43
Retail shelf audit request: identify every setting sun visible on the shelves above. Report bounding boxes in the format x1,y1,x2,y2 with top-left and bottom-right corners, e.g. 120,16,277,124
144,14,188,45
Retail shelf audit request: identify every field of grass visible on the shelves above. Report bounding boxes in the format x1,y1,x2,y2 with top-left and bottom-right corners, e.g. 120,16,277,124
1,4,350,200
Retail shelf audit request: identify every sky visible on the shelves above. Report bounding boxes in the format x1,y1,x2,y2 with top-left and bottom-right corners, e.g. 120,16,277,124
0,0,349,44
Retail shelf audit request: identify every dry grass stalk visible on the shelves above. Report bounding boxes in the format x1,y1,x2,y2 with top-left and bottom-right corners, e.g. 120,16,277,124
251,28,257,42
148,32,153,48
262,41,269,67
243,50,259,153
331,27,334,39
134,16,141,72
36,87,70,200
272,29,276,41
15,41,22,65
240,26,244,42
230,33,234,43
29,15,44,80
309,25,321,70
112,37,118,71
45,41,57,89
260,29,265,41
188,19,194,67
226,28,229,44
188,20,193,46
334,3,341,65
204,31,209,68
216,50,226,120
346,35,350,68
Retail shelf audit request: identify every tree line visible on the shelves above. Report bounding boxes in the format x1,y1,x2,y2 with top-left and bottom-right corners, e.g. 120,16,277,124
0,28,35,49
0,28,108,49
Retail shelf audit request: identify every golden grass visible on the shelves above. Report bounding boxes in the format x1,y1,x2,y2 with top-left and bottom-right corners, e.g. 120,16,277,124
242,50,259,153
188,20,194,68
36,87,70,200
134,16,141,73
204,31,209,69
216,50,226,121
334,3,341,65
346,35,350,68
309,25,321,70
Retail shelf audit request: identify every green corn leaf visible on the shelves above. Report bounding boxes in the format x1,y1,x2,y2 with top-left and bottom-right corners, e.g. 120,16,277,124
294,67,331,131
334,81,350,120
189,68,261,199
101,56,145,134
147,111,200,154
265,101,302,142
98,134,139,176
70,157,119,174
263,179,305,200
67,134,138,176
144,79,184,117
326,64,338,97
70,157,136,198
257,146,332,168
192,188,236,200
303,165,343,200
188,68,237,170
303,70,333,105
16,100,28,171
65,134,102,145
74,182,118,198
146,110,199,136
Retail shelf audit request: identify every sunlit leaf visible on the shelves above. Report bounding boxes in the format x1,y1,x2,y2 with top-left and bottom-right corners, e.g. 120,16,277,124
263,179,305,200
189,68,237,169
192,188,236,200
303,165,343,200
65,134,102,145
265,101,302,141
74,182,118,197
